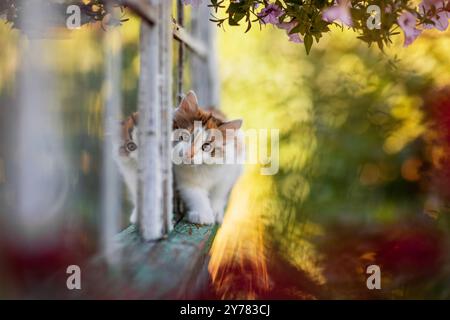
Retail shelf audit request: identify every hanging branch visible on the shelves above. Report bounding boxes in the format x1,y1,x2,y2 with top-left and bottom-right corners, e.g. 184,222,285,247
191,0,450,54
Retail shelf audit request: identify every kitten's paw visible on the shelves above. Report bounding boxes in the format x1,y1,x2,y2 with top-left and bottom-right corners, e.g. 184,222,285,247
215,213,224,224
187,210,215,225
130,208,137,224
211,202,225,224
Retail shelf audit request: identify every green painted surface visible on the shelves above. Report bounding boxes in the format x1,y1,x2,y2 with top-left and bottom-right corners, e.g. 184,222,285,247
109,219,218,299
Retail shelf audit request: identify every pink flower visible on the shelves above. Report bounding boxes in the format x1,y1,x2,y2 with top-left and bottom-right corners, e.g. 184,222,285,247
182,0,203,6
322,0,353,27
258,3,283,25
278,22,304,43
288,33,303,43
419,0,449,31
397,11,422,47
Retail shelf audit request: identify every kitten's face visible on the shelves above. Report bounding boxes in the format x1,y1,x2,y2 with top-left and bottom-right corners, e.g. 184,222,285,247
118,112,139,162
172,91,242,165
118,91,242,165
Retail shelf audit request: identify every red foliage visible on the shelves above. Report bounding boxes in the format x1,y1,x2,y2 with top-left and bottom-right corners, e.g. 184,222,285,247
0,225,94,296
317,219,447,298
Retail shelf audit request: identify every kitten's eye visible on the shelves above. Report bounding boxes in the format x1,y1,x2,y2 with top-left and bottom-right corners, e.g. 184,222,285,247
126,141,137,152
202,142,212,152
180,132,190,142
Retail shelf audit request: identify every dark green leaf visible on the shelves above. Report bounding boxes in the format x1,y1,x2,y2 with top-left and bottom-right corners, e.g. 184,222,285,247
304,34,313,54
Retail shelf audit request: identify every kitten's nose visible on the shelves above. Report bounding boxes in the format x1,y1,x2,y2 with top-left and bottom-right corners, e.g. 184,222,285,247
186,144,203,163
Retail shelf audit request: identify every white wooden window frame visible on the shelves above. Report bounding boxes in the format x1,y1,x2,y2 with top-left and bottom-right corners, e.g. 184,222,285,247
102,0,219,245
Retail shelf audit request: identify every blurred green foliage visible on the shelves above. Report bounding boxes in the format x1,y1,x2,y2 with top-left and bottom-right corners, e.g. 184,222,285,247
218,23,450,298
219,23,450,225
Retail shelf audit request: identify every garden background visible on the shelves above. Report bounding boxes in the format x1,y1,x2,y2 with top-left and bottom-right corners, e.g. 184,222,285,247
0,3,450,298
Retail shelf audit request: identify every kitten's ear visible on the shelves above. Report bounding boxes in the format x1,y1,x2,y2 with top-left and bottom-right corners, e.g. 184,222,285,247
219,119,243,131
185,90,198,107
179,90,199,113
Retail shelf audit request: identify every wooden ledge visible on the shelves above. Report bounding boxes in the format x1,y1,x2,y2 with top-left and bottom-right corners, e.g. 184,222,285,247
105,219,218,299
27,218,217,299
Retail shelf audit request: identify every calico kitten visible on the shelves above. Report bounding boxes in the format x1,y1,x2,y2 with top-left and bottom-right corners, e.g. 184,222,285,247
113,112,139,224
114,91,243,225
173,91,243,224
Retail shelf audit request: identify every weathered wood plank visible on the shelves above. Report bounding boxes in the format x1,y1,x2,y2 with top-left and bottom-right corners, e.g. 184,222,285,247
11,1,68,240
122,0,158,25
123,0,208,59
173,0,185,220
121,0,208,59
159,0,173,234
101,18,123,265
176,0,185,104
173,22,208,60
137,0,162,240
191,3,220,107
108,220,218,299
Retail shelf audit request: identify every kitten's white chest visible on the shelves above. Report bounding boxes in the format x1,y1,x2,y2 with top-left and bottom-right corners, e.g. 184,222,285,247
174,164,241,191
